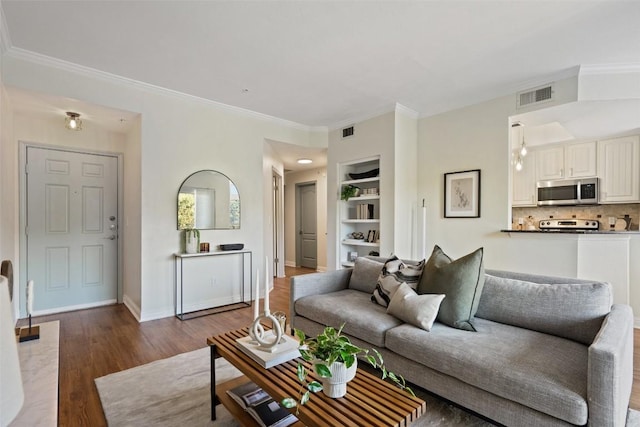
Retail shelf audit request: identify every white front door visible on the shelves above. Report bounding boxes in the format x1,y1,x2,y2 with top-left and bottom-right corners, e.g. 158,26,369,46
25,146,119,315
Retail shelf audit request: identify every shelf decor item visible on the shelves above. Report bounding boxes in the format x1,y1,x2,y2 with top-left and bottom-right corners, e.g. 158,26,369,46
444,169,481,218
348,168,379,180
282,324,414,412
340,184,359,201
248,257,283,352
184,228,200,253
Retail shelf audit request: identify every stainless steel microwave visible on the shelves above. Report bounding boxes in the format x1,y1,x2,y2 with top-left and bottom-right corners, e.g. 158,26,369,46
536,177,599,206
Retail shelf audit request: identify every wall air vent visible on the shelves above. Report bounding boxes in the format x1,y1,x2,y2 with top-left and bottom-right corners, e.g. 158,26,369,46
342,126,354,138
517,84,553,109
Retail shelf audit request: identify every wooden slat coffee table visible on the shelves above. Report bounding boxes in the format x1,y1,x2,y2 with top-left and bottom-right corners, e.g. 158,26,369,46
208,328,426,427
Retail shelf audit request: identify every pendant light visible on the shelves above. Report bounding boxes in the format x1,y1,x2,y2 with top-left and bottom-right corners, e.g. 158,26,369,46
519,128,527,157
515,155,523,171
65,112,82,131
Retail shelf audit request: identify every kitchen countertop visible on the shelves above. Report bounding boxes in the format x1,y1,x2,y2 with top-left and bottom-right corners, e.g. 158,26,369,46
501,229,640,234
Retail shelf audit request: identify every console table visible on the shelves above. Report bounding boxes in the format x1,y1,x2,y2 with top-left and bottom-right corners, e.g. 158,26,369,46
174,250,252,320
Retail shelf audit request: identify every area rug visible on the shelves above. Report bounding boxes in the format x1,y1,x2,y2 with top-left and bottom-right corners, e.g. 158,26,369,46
96,347,639,426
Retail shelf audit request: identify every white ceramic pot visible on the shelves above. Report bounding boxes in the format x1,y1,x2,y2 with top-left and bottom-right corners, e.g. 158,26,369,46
185,231,199,254
318,359,358,398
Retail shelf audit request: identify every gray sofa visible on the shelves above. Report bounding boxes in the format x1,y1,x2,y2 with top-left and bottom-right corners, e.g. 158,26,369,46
290,258,634,426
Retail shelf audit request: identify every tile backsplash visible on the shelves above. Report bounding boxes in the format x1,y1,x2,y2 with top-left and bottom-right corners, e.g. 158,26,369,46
512,203,640,231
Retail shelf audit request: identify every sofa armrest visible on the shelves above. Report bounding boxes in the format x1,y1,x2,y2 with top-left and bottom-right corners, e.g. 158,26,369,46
587,304,634,427
289,269,352,323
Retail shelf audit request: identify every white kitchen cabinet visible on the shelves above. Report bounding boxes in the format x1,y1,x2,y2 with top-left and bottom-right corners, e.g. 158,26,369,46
598,135,640,203
512,150,537,206
338,157,380,268
565,141,597,178
536,142,596,181
535,146,565,181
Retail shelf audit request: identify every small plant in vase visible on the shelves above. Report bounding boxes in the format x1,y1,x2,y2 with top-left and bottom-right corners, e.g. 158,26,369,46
281,324,414,413
340,184,359,201
184,228,200,254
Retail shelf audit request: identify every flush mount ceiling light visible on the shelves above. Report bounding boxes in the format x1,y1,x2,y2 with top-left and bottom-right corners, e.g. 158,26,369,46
297,158,312,164
65,112,82,131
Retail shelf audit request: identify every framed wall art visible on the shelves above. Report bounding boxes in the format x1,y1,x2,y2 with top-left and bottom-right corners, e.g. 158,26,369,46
444,169,480,218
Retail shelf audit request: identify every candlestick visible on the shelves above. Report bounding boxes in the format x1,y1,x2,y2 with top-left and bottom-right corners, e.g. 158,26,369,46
26,280,34,316
248,269,264,343
264,257,270,314
254,269,259,320
19,280,40,342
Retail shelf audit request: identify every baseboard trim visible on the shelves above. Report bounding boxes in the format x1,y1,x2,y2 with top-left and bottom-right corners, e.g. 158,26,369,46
634,317,640,329
29,299,117,318
122,295,141,322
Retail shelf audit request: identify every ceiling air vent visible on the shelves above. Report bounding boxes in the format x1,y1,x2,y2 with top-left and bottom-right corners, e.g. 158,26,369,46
342,126,354,138
517,84,553,109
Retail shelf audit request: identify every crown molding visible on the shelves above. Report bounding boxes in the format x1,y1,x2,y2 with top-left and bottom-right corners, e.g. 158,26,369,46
0,5,11,54
5,47,321,133
395,103,419,119
508,66,581,95
579,63,640,76
328,103,397,131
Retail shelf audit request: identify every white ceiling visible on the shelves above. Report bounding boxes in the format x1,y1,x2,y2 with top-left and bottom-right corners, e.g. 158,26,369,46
2,1,640,169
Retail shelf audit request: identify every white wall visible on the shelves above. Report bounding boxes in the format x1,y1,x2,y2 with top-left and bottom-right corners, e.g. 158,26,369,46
416,82,640,323
2,53,327,321
393,107,418,259
327,112,395,269
263,142,284,284
283,167,328,271
122,116,142,316
0,59,20,320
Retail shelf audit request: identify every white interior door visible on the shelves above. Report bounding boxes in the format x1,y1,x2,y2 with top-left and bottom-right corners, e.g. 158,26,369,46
25,147,118,315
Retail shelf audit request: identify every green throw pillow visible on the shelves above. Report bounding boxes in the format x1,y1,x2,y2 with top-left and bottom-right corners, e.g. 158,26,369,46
418,245,485,332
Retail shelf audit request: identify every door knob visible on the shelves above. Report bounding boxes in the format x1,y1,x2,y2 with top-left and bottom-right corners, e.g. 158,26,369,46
104,235,116,240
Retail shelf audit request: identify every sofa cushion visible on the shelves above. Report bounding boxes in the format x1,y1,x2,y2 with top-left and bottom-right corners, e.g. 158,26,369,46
386,283,444,331
385,319,588,425
294,289,402,347
348,257,384,293
417,245,484,331
475,274,611,345
372,255,425,307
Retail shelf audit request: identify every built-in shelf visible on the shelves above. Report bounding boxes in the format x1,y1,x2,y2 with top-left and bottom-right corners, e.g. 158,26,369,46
338,156,381,268
342,239,380,246
342,177,380,186
346,195,380,201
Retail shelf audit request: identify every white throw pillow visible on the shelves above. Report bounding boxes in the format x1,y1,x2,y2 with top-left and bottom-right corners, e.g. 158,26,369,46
387,282,445,331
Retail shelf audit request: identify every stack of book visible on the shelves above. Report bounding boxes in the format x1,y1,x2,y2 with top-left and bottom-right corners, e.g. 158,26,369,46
235,332,300,368
227,381,297,427
356,204,375,219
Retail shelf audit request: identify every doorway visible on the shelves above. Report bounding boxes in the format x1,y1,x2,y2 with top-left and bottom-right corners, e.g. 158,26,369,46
296,182,317,269
21,145,121,316
272,170,284,278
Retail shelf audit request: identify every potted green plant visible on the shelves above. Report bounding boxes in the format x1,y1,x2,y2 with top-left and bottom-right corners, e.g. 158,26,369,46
282,324,413,412
340,185,359,201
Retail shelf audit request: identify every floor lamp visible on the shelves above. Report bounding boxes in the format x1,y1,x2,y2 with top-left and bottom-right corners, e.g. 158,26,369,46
0,275,24,426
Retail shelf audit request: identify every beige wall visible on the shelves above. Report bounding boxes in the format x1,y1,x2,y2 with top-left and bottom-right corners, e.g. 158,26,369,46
1,53,326,321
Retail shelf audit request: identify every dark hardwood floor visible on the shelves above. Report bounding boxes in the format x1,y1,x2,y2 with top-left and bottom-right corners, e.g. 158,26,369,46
19,266,640,426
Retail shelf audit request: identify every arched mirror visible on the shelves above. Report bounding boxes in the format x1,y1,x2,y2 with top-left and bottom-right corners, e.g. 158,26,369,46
177,170,240,230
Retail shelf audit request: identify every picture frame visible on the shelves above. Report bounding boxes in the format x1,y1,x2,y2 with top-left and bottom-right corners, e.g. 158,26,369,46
444,169,481,218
